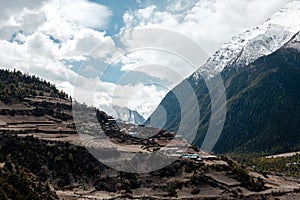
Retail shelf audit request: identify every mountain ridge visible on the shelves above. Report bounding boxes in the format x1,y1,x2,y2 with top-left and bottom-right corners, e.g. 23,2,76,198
147,1,300,154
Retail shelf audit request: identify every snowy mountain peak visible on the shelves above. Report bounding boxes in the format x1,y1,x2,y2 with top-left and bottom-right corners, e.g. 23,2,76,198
99,104,145,125
193,1,300,81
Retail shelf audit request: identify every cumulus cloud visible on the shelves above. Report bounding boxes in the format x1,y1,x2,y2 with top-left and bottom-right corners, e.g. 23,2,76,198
0,0,112,40
0,38,77,83
48,0,112,29
0,0,46,24
0,0,47,39
59,28,115,61
119,50,195,86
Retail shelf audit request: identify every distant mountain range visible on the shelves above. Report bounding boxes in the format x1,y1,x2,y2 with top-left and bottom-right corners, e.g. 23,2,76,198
147,1,300,155
99,104,145,125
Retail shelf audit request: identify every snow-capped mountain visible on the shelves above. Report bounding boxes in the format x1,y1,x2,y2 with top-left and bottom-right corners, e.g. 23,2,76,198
193,0,300,82
99,104,145,125
147,1,300,151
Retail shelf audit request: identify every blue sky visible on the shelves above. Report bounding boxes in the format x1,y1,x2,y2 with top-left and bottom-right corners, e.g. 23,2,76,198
0,0,295,118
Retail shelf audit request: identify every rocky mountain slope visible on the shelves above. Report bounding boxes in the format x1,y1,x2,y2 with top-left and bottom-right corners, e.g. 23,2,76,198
147,1,300,155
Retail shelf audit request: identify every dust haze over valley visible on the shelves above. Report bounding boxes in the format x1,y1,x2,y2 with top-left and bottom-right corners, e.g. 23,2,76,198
0,0,300,199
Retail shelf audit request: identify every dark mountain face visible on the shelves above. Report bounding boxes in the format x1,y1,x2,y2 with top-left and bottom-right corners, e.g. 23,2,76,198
215,45,300,154
147,33,300,154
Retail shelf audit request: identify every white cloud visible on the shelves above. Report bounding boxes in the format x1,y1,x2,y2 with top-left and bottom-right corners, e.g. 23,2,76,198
117,27,209,85
0,0,112,40
49,0,112,29
59,28,115,61
26,32,58,59
0,0,47,26
0,1,47,39
0,39,77,83
119,50,195,86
